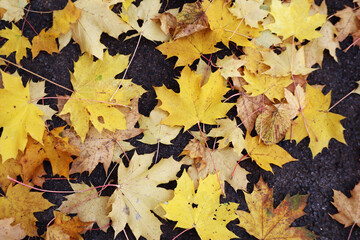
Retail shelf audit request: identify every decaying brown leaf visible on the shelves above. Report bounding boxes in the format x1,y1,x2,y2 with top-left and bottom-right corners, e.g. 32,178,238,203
330,182,360,228
172,0,209,40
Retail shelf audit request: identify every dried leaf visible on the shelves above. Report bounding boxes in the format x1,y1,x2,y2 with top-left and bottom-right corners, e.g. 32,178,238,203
172,0,209,40
237,178,317,239
182,148,249,192
330,182,360,228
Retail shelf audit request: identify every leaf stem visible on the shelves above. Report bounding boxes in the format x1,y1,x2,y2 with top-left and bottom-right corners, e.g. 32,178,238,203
231,154,249,178
109,33,142,101
7,176,119,194
347,222,356,240
0,57,74,93
172,227,194,240
328,89,355,112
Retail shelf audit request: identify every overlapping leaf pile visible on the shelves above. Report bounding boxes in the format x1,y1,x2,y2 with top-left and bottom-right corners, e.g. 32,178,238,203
0,0,359,239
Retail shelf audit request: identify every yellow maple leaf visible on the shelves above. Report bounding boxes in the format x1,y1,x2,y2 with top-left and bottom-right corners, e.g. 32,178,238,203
228,0,269,28
245,133,296,172
0,184,53,236
266,0,326,41
304,21,340,67
18,127,79,185
203,0,261,47
161,171,239,240
0,157,22,193
58,183,110,231
108,153,182,239
330,181,360,228
45,211,92,240
0,23,31,63
242,69,292,101
285,84,346,157
208,118,245,156
0,0,27,22
59,51,145,141
125,0,171,41
58,0,131,59
237,177,317,239
216,55,244,79
182,148,249,192
31,29,59,58
138,107,182,145
64,98,141,174
0,71,47,162
48,0,81,36
155,66,234,130
156,29,220,67
261,44,315,76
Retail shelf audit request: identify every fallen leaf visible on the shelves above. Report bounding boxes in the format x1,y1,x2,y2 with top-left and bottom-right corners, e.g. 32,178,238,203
108,153,182,239
0,0,27,22
266,0,326,41
255,104,291,144
208,118,245,156
242,69,292,102
45,211,92,240
285,84,346,157
58,183,110,231
330,181,360,228
152,12,177,35
334,6,360,42
19,127,79,186
182,148,249,192
0,157,22,192
0,23,31,63
59,51,144,141
0,71,46,161
59,0,131,59
155,66,234,129
156,29,220,67
228,0,268,28
245,133,296,172
181,131,207,172
31,29,59,58
261,44,315,76
139,107,182,145
0,218,26,240
237,177,317,239
275,85,306,119
304,21,340,67
0,184,53,236
254,30,282,48
236,92,268,132
161,171,239,240
65,126,137,174
241,46,270,74
203,0,261,47
125,0,170,41
172,0,209,40
48,0,81,36
217,55,244,79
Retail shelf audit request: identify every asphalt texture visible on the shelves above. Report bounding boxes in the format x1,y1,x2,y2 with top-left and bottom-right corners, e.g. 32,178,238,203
1,0,360,239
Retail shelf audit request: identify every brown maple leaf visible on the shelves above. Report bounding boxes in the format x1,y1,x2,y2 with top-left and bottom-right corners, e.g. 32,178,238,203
330,182,360,228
